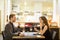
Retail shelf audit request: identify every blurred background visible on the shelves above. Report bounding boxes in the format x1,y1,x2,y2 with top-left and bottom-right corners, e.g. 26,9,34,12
0,0,60,40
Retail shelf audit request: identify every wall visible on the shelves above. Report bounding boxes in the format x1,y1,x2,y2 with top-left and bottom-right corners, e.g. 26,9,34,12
57,0,60,39
0,0,4,32
0,0,12,32
0,11,1,31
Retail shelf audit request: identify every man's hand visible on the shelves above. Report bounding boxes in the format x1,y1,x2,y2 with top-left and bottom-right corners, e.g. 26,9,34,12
19,33,25,37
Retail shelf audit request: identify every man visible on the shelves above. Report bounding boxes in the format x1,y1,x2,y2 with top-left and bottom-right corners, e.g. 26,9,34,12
4,14,20,40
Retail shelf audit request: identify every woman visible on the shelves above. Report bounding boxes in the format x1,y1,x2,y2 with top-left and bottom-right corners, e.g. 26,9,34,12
34,16,52,40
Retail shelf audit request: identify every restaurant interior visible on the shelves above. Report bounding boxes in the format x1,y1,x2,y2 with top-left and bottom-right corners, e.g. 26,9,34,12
0,0,60,40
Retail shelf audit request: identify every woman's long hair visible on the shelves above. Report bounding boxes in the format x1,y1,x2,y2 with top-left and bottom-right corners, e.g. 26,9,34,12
40,16,49,28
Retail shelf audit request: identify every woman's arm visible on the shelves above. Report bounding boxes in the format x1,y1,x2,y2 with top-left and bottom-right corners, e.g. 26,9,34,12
34,27,39,32
40,25,48,35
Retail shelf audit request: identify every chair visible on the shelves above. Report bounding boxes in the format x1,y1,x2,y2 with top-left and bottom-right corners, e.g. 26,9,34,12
52,31,57,40
2,31,5,40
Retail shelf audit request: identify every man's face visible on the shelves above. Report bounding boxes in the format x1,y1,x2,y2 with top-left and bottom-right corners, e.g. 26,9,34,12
12,16,16,22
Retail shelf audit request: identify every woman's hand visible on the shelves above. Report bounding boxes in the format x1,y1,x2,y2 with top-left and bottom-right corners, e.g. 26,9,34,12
34,27,39,32
40,23,43,27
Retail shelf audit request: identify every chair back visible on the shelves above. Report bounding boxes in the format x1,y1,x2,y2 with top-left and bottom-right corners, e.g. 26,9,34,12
52,31,57,40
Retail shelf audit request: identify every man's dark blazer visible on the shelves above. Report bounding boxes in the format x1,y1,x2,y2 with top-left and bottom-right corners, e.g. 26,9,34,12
3,22,19,40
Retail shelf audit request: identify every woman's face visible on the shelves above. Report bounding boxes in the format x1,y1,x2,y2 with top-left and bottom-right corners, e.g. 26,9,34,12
40,18,43,24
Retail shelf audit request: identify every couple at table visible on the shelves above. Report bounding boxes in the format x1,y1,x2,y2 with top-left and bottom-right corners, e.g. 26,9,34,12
4,13,52,40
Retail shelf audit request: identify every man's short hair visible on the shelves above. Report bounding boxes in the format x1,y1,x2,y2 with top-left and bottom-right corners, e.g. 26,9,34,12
9,14,15,20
